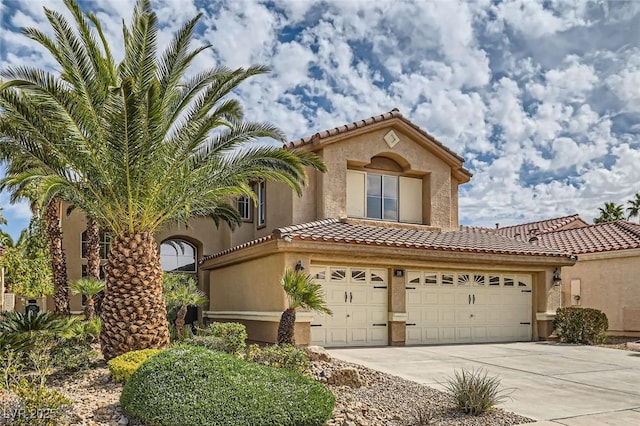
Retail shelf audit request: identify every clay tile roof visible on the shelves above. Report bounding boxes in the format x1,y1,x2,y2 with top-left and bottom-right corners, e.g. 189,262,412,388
200,218,572,263
283,109,468,169
537,220,640,255
496,214,589,241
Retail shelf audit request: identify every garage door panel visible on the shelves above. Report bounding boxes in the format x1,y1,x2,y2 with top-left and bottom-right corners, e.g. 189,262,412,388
439,327,456,341
314,266,388,347
328,328,348,346
407,271,532,345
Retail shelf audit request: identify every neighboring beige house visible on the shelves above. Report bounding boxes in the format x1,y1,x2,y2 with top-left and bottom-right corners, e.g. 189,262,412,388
60,109,576,346
496,217,640,336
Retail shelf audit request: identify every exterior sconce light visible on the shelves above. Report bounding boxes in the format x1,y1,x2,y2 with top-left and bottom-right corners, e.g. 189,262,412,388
394,269,404,277
552,268,562,286
294,260,304,272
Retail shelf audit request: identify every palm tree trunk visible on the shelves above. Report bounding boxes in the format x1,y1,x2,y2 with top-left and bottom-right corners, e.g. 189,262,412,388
100,231,169,360
85,217,103,314
175,304,187,339
85,217,100,278
277,308,297,345
45,199,69,314
84,298,95,321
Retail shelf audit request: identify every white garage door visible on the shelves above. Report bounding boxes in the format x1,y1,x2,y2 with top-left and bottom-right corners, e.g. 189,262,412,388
406,271,532,344
309,266,388,347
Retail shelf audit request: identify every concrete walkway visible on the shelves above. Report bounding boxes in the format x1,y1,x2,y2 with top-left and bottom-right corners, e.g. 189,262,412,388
328,342,640,425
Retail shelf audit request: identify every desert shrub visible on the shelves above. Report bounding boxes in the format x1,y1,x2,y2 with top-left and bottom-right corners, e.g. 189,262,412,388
120,345,335,426
246,344,309,374
442,368,512,415
196,322,247,355
8,378,72,426
554,307,608,345
67,316,102,343
0,346,24,390
51,336,97,372
0,311,78,338
107,349,163,383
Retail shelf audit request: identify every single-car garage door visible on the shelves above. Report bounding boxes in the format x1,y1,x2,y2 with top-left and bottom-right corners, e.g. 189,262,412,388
406,271,532,344
309,266,388,347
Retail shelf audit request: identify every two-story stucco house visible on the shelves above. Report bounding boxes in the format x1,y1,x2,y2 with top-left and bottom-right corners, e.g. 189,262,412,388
60,109,576,347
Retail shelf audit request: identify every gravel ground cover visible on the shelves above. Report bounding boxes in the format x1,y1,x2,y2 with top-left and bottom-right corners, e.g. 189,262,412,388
12,348,535,426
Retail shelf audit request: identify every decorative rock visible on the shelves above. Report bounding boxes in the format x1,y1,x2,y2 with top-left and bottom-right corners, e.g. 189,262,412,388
626,341,640,351
304,345,332,362
328,367,364,388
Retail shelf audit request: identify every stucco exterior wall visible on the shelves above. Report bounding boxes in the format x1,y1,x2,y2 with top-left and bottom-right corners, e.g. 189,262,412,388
314,126,458,229
208,253,287,312
560,250,640,333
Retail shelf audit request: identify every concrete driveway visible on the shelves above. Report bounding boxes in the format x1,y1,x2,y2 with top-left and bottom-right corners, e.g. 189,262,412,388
328,342,640,425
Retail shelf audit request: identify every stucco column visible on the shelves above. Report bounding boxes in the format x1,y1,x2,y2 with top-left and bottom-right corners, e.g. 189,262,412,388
388,268,407,346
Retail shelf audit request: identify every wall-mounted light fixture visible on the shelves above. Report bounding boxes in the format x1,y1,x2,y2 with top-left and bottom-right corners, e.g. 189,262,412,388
294,260,304,272
394,269,404,277
552,268,562,286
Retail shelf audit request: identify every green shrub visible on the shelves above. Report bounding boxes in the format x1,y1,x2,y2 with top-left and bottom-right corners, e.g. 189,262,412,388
0,311,78,337
9,378,72,426
67,316,102,343
51,337,98,372
442,368,512,415
120,345,335,426
554,307,608,345
196,322,247,355
246,344,310,374
107,349,163,382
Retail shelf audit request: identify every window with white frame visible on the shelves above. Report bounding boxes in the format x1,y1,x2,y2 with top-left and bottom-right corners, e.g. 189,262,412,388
237,195,251,221
257,180,266,227
347,170,422,223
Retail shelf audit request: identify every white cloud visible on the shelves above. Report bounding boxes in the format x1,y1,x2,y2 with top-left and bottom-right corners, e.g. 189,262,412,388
1,0,639,231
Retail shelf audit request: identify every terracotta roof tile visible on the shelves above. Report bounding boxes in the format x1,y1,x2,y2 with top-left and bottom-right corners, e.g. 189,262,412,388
495,214,589,241
200,218,572,263
537,220,640,254
283,109,471,178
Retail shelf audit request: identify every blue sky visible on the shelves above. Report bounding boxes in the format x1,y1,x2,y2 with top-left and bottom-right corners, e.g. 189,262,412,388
1,0,640,240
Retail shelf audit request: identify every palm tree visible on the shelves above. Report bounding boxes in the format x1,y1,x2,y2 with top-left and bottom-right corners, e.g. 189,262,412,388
626,193,640,223
594,202,625,224
0,0,325,359
0,163,70,314
69,277,105,320
162,273,206,339
0,206,6,226
277,268,332,345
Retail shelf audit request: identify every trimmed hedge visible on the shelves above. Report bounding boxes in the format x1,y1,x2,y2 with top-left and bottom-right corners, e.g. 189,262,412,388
246,344,309,374
107,349,163,382
554,307,608,345
120,345,335,426
195,322,247,355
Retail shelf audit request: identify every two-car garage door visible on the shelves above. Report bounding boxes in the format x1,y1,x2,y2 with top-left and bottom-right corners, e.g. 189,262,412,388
405,271,532,344
309,265,532,347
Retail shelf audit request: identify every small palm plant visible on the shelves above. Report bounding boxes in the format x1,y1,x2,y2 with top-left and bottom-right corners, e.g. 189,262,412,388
163,273,207,339
69,278,105,320
277,268,332,345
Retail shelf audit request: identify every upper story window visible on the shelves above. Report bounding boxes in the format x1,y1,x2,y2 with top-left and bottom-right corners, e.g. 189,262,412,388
257,180,266,227
367,174,398,221
347,169,422,224
160,239,196,273
81,231,111,259
237,195,251,221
